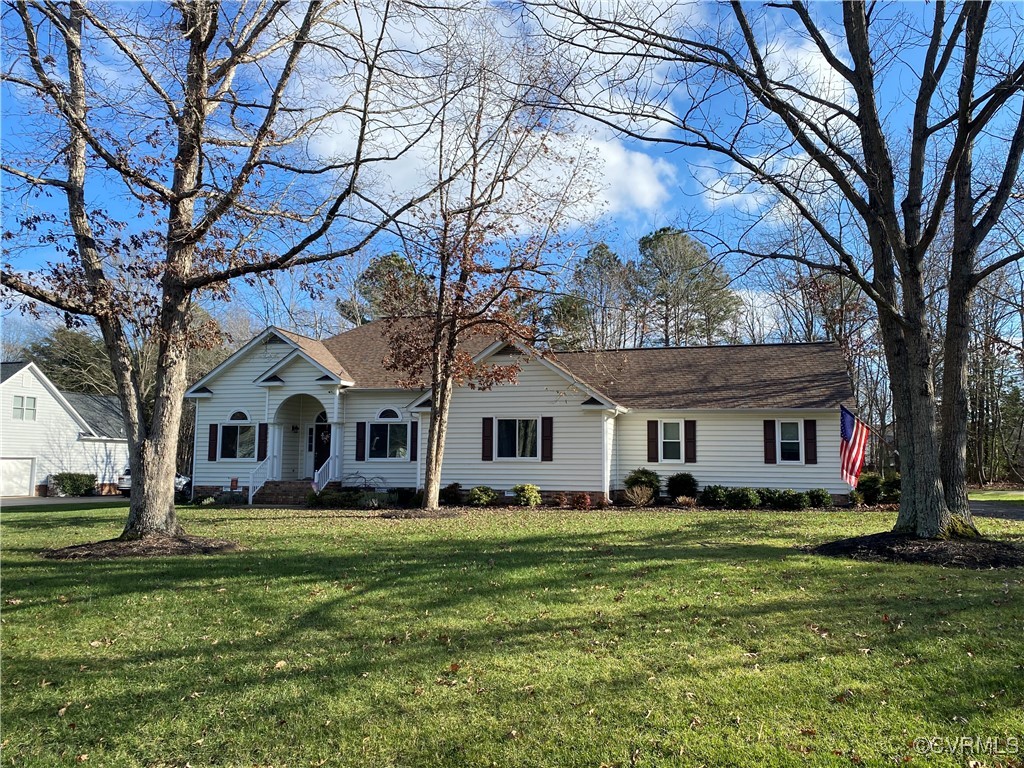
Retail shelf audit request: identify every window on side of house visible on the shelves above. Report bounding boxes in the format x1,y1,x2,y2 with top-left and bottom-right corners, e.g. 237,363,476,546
496,418,538,459
779,420,802,462
368,422,409,459
220,410,256,459
12,395,36,421
661,421,681,460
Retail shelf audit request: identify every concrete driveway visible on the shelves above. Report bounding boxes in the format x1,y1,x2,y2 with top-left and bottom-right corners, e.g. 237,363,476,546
970,500,1024,522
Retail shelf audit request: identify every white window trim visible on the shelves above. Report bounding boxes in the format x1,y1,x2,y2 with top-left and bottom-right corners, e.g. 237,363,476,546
777,418,804,464
494,416,541,462
376,407,403,421
659,419,684,462
13,395,37,421
219,415,257,461
366,421,411,462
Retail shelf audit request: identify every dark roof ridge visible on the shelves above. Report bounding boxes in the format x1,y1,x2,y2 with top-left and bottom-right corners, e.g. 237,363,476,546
555,340,841,355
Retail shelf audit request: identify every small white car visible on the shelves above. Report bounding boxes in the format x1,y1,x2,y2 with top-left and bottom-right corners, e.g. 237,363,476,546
117,467,191,496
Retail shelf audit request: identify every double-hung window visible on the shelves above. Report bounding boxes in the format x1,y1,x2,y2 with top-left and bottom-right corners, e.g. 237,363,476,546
779,421,802,462
12,396,36,421
220,411,256,459
661,421,681,460
496,418,538,459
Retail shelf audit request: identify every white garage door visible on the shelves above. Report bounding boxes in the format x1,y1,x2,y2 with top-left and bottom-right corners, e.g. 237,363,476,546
1,458,35,496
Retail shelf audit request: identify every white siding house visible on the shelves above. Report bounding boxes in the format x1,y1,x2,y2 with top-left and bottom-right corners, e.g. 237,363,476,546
185,321,856,504
0,362,129,496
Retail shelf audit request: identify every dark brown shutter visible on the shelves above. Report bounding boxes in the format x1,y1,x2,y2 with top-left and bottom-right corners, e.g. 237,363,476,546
541,417,553,462
409,421,418,461
804,419,817,464
684,420,697,463
257,423,269,461
355,421,366,461
482,417,493,461
763,420,777,464
208,424,219,462
647,420,659,462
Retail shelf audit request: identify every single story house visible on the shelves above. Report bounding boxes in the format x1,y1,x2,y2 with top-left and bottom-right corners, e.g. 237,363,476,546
0,361,129,496
185,321,854,503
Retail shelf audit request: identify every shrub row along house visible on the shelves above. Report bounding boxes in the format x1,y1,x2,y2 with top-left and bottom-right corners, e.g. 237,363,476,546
0,362,129,496
185,321,854,504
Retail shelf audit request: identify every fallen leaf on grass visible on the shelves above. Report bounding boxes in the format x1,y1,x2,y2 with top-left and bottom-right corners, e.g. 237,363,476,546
274,660,287,670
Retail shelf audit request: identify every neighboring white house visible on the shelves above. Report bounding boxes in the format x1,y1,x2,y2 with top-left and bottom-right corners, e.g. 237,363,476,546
185,321,855,503
0,362,129,496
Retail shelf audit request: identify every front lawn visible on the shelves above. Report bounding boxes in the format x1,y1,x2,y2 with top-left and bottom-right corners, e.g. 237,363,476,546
2,505,1022,767
969,489,1024,503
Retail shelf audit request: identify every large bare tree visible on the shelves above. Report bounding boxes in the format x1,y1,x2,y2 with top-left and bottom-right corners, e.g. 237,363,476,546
372,8,593,510
1,0,459,539
534,0,1024,538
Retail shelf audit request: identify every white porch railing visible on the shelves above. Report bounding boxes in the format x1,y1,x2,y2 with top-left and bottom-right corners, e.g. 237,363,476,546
312,461,334,494
248,457,272,505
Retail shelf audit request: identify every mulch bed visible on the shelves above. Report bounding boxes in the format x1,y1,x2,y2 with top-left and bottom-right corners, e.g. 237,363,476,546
42,534,241,560
807,532,1024,569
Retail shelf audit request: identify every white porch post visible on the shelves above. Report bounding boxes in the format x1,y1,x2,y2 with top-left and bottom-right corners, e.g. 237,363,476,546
271,423,283,480
330,422,342,482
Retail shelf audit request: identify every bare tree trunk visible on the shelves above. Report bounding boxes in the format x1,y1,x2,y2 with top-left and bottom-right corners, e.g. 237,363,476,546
423,372,454,510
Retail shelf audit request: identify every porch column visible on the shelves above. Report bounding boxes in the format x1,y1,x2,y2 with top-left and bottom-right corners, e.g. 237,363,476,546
330,422,342,482
270,423,283,480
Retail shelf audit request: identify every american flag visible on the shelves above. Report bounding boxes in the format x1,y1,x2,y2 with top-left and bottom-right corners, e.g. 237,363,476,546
840,405,869,488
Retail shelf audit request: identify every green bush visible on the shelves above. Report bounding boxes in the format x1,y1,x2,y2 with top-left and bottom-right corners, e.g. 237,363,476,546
848,489,864,506
666,472,698,498
50,472,96,497
571,492,592,510
881,474,901,503
467,486,499,507
858,473,883,505
439,483,463,505
807,488,834,508
757,488,782,508
387,487,418,508
511,483,542,508
698,484,728,508
776,490,809,510
625,468,661,492
307,489,361,508
724,486,761,509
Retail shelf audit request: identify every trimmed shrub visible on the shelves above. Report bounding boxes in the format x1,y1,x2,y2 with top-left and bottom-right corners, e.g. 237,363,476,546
548,491,569,508
439,482,463,506
467,485,499,507
512,483,542,508
307,489,361,508
675,495,697,509
757,488,783,509
387,487,418,508
725,486,761,509
625,468,661,492
858,473,883,505
881,474,901,503
698,484,728,508
776,490,810,510
624,485,655,508
666,472,698,498
807,488,834,508
571,492,592,510
50,472,96,497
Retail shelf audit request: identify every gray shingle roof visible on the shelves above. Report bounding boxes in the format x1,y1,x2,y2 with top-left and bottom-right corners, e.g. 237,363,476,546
0,361,29,383
62,392,127,439
553,342,853,410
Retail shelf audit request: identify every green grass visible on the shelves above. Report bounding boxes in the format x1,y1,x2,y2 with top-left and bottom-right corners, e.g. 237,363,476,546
2,505,1022,767
969,489,1024,503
